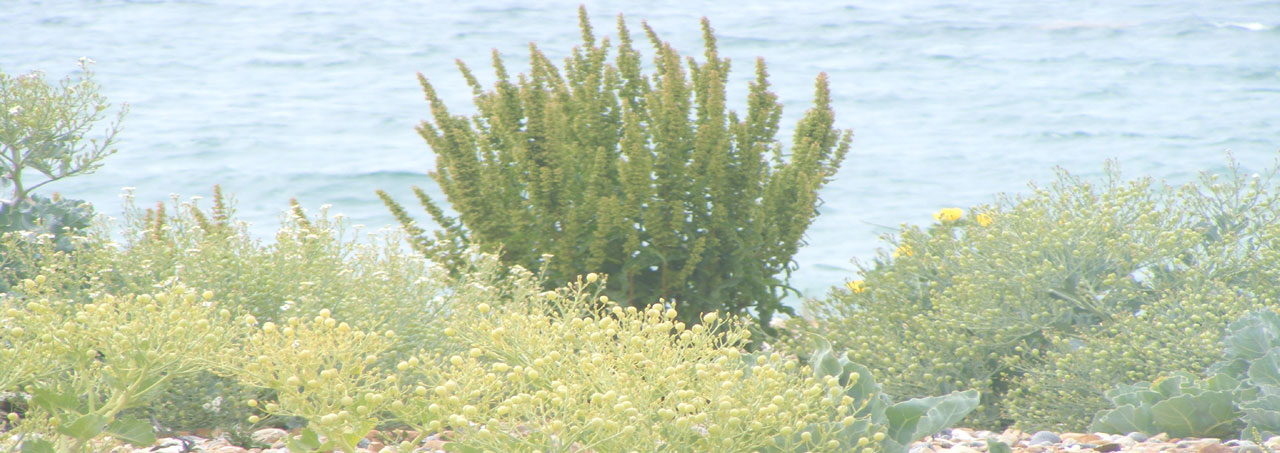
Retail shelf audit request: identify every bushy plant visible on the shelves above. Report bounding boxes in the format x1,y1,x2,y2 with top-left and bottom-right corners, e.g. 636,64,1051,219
1,187,544,436
220,309,398,453
381,7,850,329
1,59,123,291
798,158,1280,430
1089,309,1280,440
0,280,244,452
372,275,973,452
1,58,125,206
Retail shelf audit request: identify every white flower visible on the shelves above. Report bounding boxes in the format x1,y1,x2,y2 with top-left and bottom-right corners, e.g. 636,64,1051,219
7,106,20,115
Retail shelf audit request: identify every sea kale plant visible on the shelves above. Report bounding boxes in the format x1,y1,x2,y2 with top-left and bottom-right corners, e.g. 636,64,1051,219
797,158,1280,430
1,58,124,206
1,60,124,289
381,7,851,329
0,280,246,452
1,187,543,437
380,275,972,452
1089,309,1280,440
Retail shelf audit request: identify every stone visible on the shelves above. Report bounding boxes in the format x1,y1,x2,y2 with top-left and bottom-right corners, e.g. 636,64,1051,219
1029,431,1062,446
997,428,1024,445
1092,443,1122,452
939,446,981,453
252,428,289,446
1126,432,1149,442
1061,433,1104,444
212,447,249,453
949,428,976,442
1196,444,1231,453
909,445,937,453
1110,436,1137,448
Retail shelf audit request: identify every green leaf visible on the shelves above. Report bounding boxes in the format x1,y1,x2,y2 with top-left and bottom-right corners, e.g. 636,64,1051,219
30,387,82,413
1249,351,1280,390
55,413,107,442
1091,404,1156,435
883,390,980,450
286,428,323,452
1104,383,1165,407
1242,394,1280,439
809,336,841,380
1154,375,1185,398
106,417,157,447
1150,391,1242,439
19,438,55,453
986,438,1012,453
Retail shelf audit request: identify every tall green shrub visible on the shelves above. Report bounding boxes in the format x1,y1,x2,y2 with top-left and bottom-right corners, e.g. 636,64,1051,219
380,7,851,328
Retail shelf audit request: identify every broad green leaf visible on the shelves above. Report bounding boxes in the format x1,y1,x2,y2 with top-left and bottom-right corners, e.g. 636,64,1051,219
1241,395,1280,439
1154,375,1185,398
1105,382,1165,407
1249,351,1280,390
1202,373,1242,393
809,336,842,380
30,387,81,413
1150,391,1241,438
884,390,980,449
286,427,322,452
1090,405,1155,435
107,417,157,447
55,413,107,441
19,438,55,453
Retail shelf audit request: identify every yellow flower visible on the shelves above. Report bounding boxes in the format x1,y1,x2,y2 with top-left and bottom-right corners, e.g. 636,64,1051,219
975,212,994,227
933,207,963,223
893,245,914,258
845,280,866,294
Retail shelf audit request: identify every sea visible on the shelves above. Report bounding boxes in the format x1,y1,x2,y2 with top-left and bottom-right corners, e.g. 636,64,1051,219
3,0,1278,308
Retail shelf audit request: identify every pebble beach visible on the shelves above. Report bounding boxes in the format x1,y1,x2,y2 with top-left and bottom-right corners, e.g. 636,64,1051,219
18,426,1276,452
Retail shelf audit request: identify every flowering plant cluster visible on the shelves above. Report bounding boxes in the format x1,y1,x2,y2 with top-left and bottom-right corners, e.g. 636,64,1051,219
796,159,1280,431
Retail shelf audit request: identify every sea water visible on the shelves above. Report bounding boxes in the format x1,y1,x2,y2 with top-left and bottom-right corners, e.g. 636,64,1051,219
2,0,1277,307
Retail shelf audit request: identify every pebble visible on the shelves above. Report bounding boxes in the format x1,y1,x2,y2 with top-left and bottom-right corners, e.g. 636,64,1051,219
251,427,289,446
12,425,1280,452
908,429,1280,452
1030,431,1062,445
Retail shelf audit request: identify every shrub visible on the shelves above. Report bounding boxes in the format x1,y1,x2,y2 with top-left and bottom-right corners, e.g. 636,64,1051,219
1089,309,1280,440
0,58,125,206
381,7,850,330
0,281,245,451
1,187,544,436
220,310,398,453
798,158,1280,430
1,59,124,291
380,275,972,452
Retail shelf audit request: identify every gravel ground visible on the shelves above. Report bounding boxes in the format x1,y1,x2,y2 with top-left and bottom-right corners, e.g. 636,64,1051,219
14,426,1274,452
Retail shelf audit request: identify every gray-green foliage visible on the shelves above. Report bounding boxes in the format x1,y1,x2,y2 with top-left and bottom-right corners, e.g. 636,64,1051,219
805,337,979,453
1090,309,1280,439
1090,372,1242,439
381,7,850,329
0,194,95,291
798,157,1280,430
